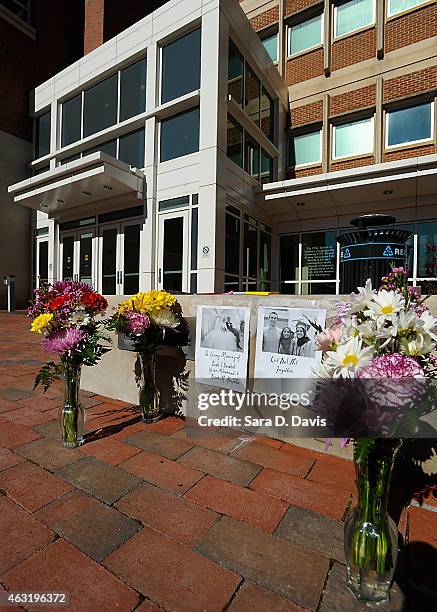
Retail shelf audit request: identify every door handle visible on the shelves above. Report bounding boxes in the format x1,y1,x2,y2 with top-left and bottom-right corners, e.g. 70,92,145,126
158,268,162,284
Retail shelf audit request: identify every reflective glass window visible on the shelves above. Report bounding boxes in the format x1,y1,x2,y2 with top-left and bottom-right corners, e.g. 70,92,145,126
161,28,201,104
335,0,374,38
333,117,373,158
83,75,118,137
119,128,145,168
289,14,323,55
227,116,243,168
291,130,321,166
228,41,244,107
120,58,147,121
35,110,51,158
160,108,200,162
61,94,82,147
261,32,278,62
387,102,433,147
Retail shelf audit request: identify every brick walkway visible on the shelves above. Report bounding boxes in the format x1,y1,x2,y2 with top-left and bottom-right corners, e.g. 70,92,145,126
0,312,436,611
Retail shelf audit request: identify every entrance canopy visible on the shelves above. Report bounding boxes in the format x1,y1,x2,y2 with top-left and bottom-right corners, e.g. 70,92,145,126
8,153,145,215
258,154,437,217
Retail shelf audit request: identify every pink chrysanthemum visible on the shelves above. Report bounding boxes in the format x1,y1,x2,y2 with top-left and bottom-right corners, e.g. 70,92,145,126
357,353,424,379
42,327,86,355
124,311,151,335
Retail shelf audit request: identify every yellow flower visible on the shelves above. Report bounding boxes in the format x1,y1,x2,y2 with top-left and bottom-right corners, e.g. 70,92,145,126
30,313,54,334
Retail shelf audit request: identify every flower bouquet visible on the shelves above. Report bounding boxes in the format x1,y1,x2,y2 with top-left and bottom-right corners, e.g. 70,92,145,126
29,281,110,448
106,291,189,423
314,267,437,605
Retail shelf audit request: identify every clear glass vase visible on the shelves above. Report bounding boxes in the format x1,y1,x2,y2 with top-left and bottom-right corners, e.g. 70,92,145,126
59,359,85,448
344,439,402,606
138,352,161,423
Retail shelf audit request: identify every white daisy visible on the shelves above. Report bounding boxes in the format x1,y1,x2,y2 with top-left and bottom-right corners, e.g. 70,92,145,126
418,310,437,342
349,278,375,313
365,290,405,322
325,337,372,378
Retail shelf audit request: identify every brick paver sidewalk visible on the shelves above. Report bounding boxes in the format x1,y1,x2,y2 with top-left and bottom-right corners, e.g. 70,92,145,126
0,313,436,611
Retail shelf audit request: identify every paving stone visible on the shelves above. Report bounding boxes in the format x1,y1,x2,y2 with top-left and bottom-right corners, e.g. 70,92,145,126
186,475,288,533
35,489,141,562
172,425,245,453
3,406,60,426
1,539,139,612
318,561,405,612
142,415,188,435
0,496,55,574
0,462,72,512
119,451,203,495
32,419,60,440
274,505,344,562
0,421,41,449
56,456,142,505
14,396,59,412
253,436,283,449
125,430,193,460
104,527,241,611
0,582,25,610
229,582,306,611
231,441,315,477
250,468,351,520
307,457,356,491
135,599,165,611
196,516,329,610
14,438,84,472
178,446,261,486
0,448,26,472
112,422,148,441
116,482,218,547
79,437,141,465
0,397,21,414
0,389,33,402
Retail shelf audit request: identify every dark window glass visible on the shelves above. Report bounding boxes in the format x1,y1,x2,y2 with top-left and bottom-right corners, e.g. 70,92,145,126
301,282,336,295
261,87,274,142
83,139,117,157
260,148,273,183
38,241,49,284
259,229,271,288
280,235,299,281
227,116,243,168
224,275,240,292
191,207,198,270
244,220,257,279
245,65,260,126
62,236,74,281
160,108,200,162
35,111,50,158
59,153,81,166
280,282,298,295
161,28,201,104
159,196,190,211
83,75,118,137
162,217,183,291
102,228,117,294
225,212,240,276
228,41,243,107
244,135,260,179
34,165,50,175
1,0,31,22
302,232,337,281
98,206,143,224
119,129,145,167
418,221,437,278
61,95,82,146
120,58,147,121
190,273,197,294
79,232,93,284
123,224,140,295
387,102,432,147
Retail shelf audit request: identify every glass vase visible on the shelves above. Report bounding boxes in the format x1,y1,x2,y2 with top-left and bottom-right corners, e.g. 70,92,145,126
138,352,161,423
344,439,402,606
60,359,85,448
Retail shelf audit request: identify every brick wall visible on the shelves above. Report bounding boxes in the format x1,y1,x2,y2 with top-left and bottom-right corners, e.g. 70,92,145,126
291,100,323,126
384,144,436,163
330,85,376,116
285,0,321,17
385,5,437,53
285,48,324,85
293,165,323,178
249,5,279,31
383,67,437,102
332,28,376,71
84,0,105,54
330,155,375,172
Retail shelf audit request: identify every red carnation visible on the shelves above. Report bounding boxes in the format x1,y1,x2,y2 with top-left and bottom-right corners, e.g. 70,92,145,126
49,294,71,311
81,291,108,312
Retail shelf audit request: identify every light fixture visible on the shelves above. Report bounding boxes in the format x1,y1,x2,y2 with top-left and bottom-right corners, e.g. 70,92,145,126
41,203,48,209
81,190,91,196
296,202,305,208
56,199,65,204
103,185,113,191
383,189,394,195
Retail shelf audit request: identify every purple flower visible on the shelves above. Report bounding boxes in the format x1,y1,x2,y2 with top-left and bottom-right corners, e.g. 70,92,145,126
42,327,86,355
124,312,151,335
358,353,424,379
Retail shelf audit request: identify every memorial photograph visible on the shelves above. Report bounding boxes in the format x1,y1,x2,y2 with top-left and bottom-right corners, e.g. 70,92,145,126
261,307,320,358
199,307,247,352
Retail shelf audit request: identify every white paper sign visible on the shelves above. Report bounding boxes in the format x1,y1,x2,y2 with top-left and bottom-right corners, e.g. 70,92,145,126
195,305,251,392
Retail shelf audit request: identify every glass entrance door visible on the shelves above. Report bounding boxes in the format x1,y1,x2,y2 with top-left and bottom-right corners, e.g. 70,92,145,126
36,239,49,287
158,211,189,292
98,221,141,295
60,230,96,285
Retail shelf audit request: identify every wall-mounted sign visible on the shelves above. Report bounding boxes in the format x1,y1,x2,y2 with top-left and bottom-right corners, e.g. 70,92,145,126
340,242,405,262
302,244,336,279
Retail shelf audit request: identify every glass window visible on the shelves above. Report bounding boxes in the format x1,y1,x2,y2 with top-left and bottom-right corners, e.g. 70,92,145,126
387,102,433,148
333,117,373,159
83,139,117,157
244,219,258,280
280,235,299,281
160,107,200,162
161,28,201,104
260,87,274,142
1,0,31,22
245,65,260,126
61,94,82,147
225,211,241,278
244,135,260,179
302,232,337,281
289,14,323,56
261,32,278,62
418,222,437,278
335,0,374,38
123,224,141,295
83,75,118,137
291,130,321,166
259,226,271,289
260,148,273,183
120,58,147,121
227,116,243,168
228,41,244,107
388,0,425,16
35,111,50,158
119,129,145,168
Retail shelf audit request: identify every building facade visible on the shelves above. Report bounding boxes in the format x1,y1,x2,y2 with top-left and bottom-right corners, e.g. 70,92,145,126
7,0,437,298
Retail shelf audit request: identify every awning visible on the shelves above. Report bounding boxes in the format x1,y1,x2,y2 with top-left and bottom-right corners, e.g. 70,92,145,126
8,152,145,214
258,154,437,217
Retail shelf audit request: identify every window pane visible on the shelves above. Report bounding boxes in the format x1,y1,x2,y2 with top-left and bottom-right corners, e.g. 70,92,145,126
83,75,118,137
161,28,201,104
387,102,432,147
35,111,50,158
120,58,146,121
79,232,93,284
280,235,299,281
62,236,74,281
291,130,321,166
160,108,200,162
334,117,373,158
123,224,140,295
245,65,260,125
119,128,145,167
289,14,322,55
335,0,374,37
301,282,337,295
102,228,117,295
260,148,273,183
244,221,257,279
244,135,260,178
227,116,243,167
225,212,241,276
163,217,183,292
261,33,278,62
259,230,271,286
38,241,49,284
261,87,274,142
302,232,337,281
83,139,117,157
191,207,198,270
388,0,424,16
61,95,81,147
418,222,437,278
228,41,243,107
